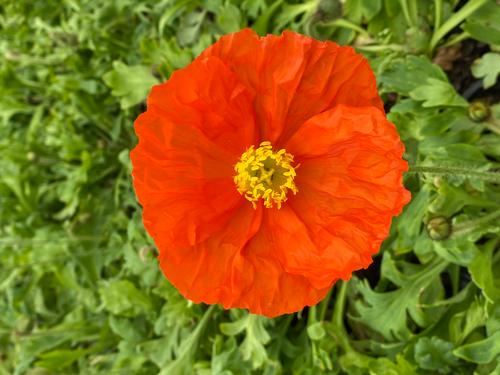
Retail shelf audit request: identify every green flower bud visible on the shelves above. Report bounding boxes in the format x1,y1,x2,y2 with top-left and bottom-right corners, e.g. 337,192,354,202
26,151,36,161
468,101,490,122
426,216,451,241
433,176,443,188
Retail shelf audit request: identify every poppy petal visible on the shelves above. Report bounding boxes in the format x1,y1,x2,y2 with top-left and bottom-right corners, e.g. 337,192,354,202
147,56,257,155
234,218,333,317
284,105,410,278
157,203,263,307
131,57,257,249
200,29,382,145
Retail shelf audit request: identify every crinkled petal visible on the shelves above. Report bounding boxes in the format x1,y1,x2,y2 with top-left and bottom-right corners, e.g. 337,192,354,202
283,105,410,280
158,202,332,317
147,56,257,155
233,217,333,317
200,29,382,145
131,57,257,249
158,203,262,307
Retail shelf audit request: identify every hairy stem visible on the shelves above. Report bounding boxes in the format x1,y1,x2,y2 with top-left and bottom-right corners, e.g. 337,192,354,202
408,165,500,183
452,209,500,237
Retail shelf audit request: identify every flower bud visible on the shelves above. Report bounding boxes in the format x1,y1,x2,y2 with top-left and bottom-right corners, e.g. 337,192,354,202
468,101,490,122
426,216,451,241
433,176,443,188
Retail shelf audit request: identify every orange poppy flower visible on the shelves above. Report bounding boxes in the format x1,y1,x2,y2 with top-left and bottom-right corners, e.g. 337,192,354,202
130,29,410,317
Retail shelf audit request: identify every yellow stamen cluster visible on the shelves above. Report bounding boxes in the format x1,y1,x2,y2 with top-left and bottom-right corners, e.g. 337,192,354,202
234,141,298,209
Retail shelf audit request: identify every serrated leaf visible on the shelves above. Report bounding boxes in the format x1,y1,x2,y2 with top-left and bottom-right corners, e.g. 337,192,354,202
463,1,500,45
472,53,500,89
352,255,448,340
379,56,448,96
103,61,159,109
469,239,500,303
99,280,153,316
410,78,468,107
414,337,460,373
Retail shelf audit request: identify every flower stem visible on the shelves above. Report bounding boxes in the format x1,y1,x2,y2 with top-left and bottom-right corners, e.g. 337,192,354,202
317,286,334,322
398,0,415,28
408,165,500,183
408,0,419,27
331,281,352,351
332,281,347,328
321,18,370,37
485,119,500,136
452,209,500,237
355,44,405,52
434,0,442,31
429,0,488,51
441,31,469,48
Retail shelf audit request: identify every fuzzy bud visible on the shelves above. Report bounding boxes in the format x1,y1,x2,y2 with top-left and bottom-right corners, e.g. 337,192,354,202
468,101,490,123
426,216,451,241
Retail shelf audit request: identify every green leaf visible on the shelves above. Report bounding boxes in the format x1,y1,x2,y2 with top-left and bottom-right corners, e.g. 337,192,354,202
472,53,500,89
160,306,216,375
469,239,500,303
410,78,468,107
379,56,448,96
344,0,382,22
252,0,284,35
221,314,271,369
217,3,243,33
351,255,448,340
414,337,460,373
99,280,153,317
35,349,89,371
103,61,159,109
463,1,500,45
307,322,326,341
454,331,500,364
109,316,146,343
177,10,206,46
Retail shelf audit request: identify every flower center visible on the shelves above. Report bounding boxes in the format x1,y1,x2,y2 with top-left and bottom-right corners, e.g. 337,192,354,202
234,141,298,209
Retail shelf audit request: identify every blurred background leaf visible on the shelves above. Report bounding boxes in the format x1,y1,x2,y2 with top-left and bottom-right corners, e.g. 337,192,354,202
1,0,499,374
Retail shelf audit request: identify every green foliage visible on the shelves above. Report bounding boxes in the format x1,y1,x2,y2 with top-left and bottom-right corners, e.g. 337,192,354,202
103,62,159,109
472,53,500,89
1,0,499,374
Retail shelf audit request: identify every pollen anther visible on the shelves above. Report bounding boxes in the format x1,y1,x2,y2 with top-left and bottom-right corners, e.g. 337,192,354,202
234,141,298,209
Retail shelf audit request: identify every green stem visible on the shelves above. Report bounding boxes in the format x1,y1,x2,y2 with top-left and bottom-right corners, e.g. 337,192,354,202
441,31,470,47
429,0,488,51
452,209,500,237
408,165,500,183
308,305,317,325
317,286,334,322
485,119,500,136
355,44,405,52
492,240,500,265
408,0,419,27
332,281,347,328
321,19,370,37
398,0,415,28
434,0,442,31
330,281,352,352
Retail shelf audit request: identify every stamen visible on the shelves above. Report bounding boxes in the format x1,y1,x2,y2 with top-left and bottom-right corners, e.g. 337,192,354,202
234,141,298,209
